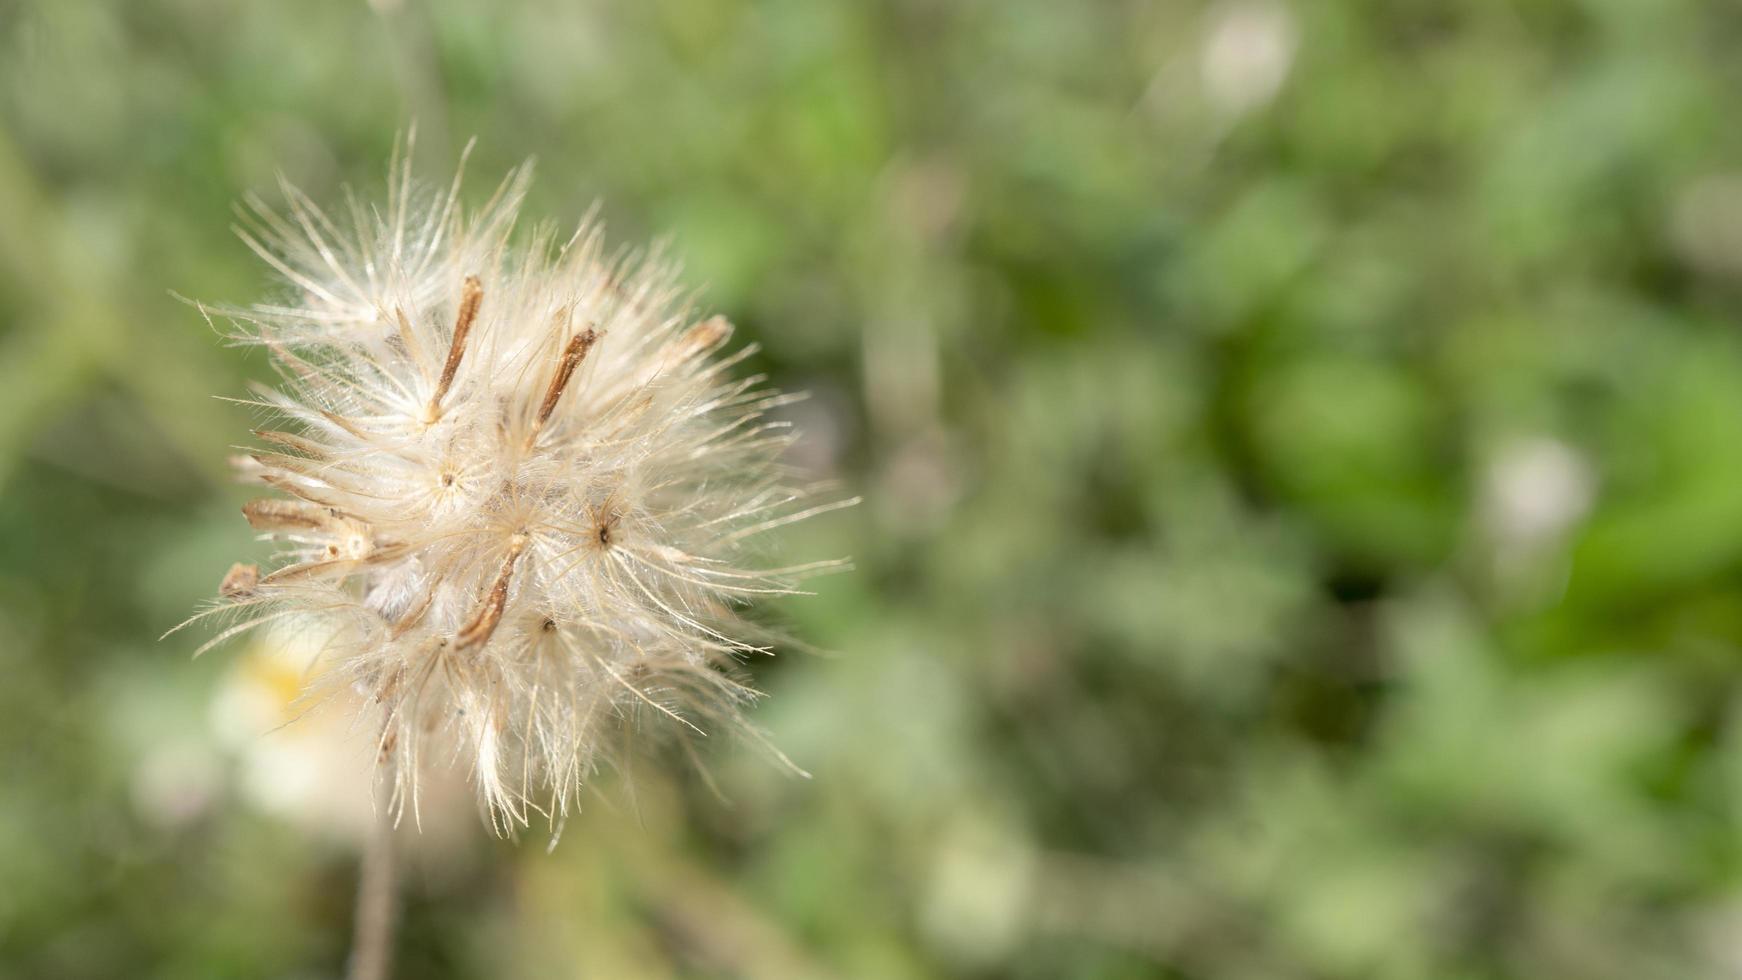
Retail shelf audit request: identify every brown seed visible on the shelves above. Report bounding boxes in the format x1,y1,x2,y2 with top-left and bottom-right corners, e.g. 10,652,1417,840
526,328,601,448
456,535,528,650
318,410,372,442
241,498,329,532
248,451,331,484
219,562,259,598
667,315,731,366
424,275,484,424
375,665,405,704
260,560,345,585
388,585,437,640
259,474,346,510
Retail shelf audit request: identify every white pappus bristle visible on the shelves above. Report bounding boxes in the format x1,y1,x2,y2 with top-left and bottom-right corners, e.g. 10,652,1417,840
183,148,851,835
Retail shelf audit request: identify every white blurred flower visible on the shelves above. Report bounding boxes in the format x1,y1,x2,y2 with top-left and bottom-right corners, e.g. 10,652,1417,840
1482,437,1594,548
1479,436,1595,597
1201,0,1298,119
921,816,1036,966
212,628,476,851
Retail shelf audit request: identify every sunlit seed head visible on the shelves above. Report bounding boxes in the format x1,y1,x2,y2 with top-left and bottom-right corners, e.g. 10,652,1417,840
177,143,852,835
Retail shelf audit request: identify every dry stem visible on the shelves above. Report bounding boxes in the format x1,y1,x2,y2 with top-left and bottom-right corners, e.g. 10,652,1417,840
347,798,398,980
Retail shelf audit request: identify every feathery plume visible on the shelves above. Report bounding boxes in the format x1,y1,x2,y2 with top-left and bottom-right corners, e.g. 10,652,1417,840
179,143,850,834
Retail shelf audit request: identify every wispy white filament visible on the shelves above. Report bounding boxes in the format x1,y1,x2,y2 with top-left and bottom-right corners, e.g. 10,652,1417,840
180,145,848,834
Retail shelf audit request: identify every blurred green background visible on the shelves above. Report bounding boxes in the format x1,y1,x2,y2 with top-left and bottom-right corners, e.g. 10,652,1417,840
5,1,1742,977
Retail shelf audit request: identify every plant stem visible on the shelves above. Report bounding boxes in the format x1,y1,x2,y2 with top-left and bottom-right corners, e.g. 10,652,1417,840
347,805,398,980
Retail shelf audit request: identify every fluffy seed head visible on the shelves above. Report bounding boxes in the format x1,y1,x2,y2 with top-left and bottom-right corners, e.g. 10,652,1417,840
182,149,848,833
